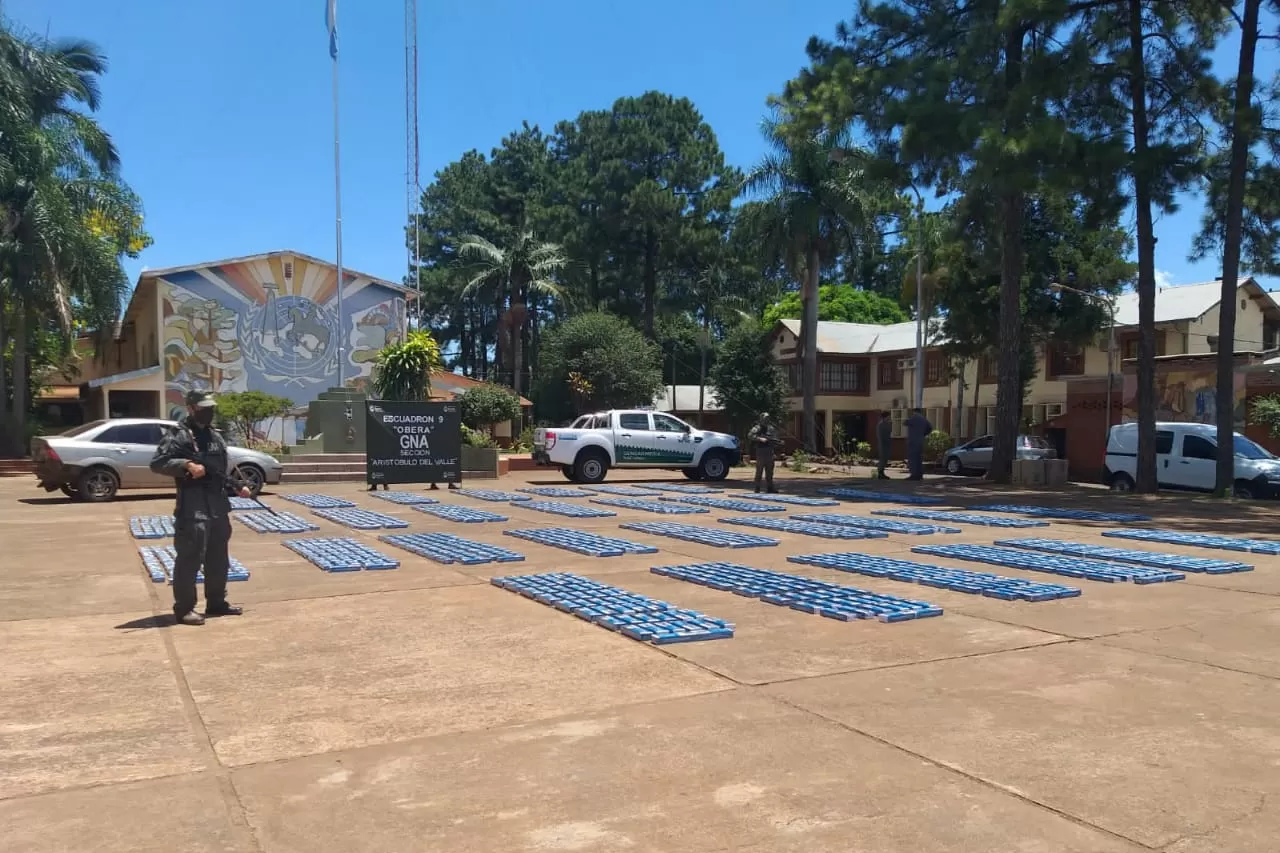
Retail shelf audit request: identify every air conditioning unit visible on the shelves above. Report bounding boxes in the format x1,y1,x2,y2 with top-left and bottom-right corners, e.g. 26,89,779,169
897,357,917,370
1045,403,1066,419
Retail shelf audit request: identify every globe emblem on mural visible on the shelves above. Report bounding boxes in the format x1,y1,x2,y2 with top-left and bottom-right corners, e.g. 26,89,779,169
242,292,340,385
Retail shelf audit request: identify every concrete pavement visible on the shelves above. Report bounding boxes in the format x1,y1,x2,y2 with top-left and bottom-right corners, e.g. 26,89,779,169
3,471,1279,851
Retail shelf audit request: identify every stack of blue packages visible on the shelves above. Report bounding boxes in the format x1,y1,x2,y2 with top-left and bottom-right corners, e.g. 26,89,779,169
370,491,440,505
971,504,1152,522
516,487,595,498
491,572,734,644
719,516,888,540
503,527,658,557
996,537,1252,574
872,508,1049,528
1101,528,1280,555
620,521,779,548
652,561,942,623
817,488,944,505
788,552,1080,601
233,511,319,534
455,488,532,503
584,485,664,497
791,513,961,535
645,483,725,495
912,543,1184,584
660,495,785,513
380,532,525,565
745,493,840,507
129,516,174,540
312,507,410,530
413,504,508,523
138,545,250,584
282,537,400,572
518,500,618,518
279,493,355,509
588,497,709,515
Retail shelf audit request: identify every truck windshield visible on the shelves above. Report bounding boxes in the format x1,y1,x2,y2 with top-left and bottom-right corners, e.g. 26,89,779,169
1234,435,1275,460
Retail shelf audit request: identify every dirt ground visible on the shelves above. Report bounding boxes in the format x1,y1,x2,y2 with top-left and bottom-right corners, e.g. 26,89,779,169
2,469,1279,852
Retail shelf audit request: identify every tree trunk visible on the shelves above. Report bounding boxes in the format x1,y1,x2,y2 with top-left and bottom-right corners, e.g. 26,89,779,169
801,246,821,453
1215,0,1262,496
955,361,966,440
1129,0,1159,494
643,228,657,338
698,315,709,428
987,25,1027,484
12,296,28,453
0,286,8,441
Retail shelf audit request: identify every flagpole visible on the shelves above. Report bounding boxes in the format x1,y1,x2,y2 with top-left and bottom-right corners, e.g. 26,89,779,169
329,2,346,387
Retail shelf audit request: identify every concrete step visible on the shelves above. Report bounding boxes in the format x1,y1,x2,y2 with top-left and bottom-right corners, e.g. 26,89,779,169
0,460,33,477
283,453,367,464
279,470,367,484
284,465,366,475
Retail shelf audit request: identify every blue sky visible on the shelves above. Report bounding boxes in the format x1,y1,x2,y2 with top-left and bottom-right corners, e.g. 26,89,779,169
9,0,1279,294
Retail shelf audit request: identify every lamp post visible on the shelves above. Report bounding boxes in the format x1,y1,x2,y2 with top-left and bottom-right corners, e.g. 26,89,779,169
1050,282,1116,447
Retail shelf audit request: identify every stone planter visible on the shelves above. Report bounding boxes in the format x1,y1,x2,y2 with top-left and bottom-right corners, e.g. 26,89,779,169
461,446,500,479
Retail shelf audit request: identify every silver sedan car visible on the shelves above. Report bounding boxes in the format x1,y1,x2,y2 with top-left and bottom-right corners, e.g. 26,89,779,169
943,434,1056,475
31,418,283,502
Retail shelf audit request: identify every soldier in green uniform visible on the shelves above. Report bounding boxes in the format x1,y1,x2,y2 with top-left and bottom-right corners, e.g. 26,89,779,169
150,391,251,626
748,412,779,493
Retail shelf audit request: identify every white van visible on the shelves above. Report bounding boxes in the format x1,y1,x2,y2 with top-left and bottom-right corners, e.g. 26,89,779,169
1104,422,1280,499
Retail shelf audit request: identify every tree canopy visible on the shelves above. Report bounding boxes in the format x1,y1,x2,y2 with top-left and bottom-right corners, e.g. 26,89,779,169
762,284,908,328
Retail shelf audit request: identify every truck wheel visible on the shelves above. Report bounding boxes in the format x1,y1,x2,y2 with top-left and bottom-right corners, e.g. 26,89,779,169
697,451,730,481
573,450,610,484
560,465,576,481
1108,472,1135,493
681,467,703,481
1233,480,1257,500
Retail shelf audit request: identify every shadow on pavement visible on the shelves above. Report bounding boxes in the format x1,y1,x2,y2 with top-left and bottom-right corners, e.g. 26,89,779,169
114,614,174,631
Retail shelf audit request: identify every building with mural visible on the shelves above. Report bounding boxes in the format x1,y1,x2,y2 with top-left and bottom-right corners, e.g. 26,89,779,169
67,251,412,431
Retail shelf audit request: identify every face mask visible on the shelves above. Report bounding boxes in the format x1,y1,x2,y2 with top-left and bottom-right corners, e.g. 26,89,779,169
192,409,215,428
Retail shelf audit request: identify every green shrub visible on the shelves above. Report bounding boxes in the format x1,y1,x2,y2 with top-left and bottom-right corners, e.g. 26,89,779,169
925,429,953,462
788,450,811,473
853,440,872,459
462,425,496,448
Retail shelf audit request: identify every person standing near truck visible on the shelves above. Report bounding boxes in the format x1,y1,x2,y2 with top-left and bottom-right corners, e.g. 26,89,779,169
150,391,251,626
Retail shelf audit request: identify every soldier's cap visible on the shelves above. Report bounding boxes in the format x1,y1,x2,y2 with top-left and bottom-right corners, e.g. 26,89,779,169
185,390,217,408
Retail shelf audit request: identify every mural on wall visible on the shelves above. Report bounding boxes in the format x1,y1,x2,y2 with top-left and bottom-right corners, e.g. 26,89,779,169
1122,368,1247,429
159,255,406,420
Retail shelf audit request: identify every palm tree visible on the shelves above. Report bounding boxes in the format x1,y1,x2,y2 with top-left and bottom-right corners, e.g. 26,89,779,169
457,230,568,398
742,117,880,452
0,26,139,452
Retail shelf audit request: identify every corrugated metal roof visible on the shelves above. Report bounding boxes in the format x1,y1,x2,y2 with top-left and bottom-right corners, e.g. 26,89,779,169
775,278,1278,355
1111,278,1267,326
779,319,921,354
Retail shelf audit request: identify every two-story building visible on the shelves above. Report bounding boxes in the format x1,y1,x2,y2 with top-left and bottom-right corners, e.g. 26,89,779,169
53,251,413,437
769,277,1280,461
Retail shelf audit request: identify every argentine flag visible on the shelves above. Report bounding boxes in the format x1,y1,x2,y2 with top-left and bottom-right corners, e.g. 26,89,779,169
325,0,338,59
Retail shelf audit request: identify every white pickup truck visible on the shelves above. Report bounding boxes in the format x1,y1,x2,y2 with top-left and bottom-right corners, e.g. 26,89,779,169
532,410,741,484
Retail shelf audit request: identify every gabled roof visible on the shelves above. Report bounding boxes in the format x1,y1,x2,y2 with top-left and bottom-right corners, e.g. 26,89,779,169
138,250,416,297
774,277,1280,356
428,371,531,407
1111,278,1273,326
777,319,921,354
